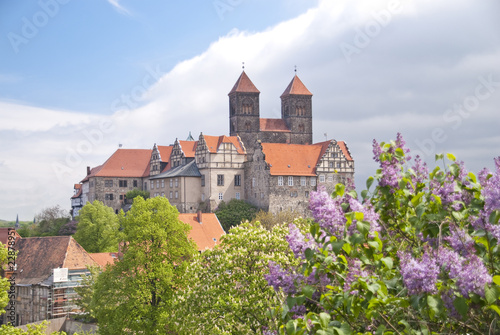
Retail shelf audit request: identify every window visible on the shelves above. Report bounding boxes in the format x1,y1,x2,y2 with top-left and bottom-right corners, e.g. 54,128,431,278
310,177,316,186
217,174,224,186
218,193,223,200
278,176,283,186
175,191,179,199
235,192,240,200
169,191,173,199
337,162,341,168
252,178,256,188
156,180,160,188
119,194,124,200
201,175,205,187
260,192,264,199
234,175,241,187
328,175,333,182
175,178,179,187
119,180,127,187
133,180,138,187
288,176,294,186
201,193,205,201
300,177,306,186
105,180,113,187
105,194,114,200
329,162,334,168
90,181,94,187
150,181,154,189
170,179,173,188
144,182,148,190
305,191,310,198
319,175,325,183
161,192,165,197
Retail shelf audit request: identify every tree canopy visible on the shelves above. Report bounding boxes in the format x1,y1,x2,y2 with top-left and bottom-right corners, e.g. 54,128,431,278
88,196,197,334
73,200,120,253
215,198,259,231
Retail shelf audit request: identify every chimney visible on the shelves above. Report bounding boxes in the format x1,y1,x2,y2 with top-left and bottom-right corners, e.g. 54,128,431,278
87,166,91,175
197,210,202,224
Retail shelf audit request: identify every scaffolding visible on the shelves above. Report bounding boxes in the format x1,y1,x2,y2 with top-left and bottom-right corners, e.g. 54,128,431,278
48,269,87,319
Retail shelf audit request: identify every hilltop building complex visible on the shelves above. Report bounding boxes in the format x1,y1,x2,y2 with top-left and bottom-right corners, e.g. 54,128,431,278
71,71,354,216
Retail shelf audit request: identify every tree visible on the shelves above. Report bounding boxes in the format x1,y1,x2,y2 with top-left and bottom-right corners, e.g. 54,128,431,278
215,199,258,231
268,134,500,334
89,196,197,334
28,205,70,236
172,221,300,334
125,189,150,200
73,201,120,253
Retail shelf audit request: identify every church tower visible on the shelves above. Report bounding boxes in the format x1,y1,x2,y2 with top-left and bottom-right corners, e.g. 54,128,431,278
228,71,261,151
280,74,313,145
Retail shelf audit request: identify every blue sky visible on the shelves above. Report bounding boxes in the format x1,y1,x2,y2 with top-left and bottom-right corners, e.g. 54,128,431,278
1,0,499,220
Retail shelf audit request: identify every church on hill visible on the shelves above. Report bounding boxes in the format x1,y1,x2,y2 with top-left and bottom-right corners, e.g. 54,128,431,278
71,71,354,217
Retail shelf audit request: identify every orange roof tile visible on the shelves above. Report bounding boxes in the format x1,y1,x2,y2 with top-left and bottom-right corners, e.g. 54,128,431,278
203,135,246,154
95,149,153,178
228,71,260,94
81,165,103,183
280,75,313,98
89,252,120,268
260,118,290,132
261,142,328,176
338,141,353,161
71,187,82,199
179,140,197,158
158,145,173,163
74,184,81,190
178,213,225,251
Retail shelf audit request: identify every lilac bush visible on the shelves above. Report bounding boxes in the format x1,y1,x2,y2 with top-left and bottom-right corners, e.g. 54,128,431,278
269,134,500,335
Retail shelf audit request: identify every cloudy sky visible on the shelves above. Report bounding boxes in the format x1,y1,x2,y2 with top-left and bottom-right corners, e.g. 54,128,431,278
1,0,499,220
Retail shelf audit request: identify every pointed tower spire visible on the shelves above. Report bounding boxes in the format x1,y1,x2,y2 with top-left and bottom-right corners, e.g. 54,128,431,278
15,214,19,229
186,131,195,141
280,74,312,98
228,71,260,95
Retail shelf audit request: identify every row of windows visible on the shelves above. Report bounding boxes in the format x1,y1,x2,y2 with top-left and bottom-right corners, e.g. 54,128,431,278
211,174,241,187
150,179,178,190
277,176,317,187
103,180,137,188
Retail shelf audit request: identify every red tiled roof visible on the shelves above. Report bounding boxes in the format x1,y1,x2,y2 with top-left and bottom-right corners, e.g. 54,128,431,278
89,252,120,268
158,145,173,163
95,149,153,178
179,140,197,158
0,228,21,247
15,236,97,285
179,213,225,251
260,118,290,132
71,187,82,199
280,75,313,98
228,71,260,94
203,135,246,154
261,142,328,176
74,184,81,190
338,141,353,161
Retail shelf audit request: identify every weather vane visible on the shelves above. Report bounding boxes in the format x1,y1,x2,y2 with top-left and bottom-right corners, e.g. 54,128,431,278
242,62,245,70
294,65,297,73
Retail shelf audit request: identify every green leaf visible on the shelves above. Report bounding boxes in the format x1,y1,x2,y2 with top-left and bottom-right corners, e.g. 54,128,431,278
285,320,297,334
334,183,345,197
361,189,368,201
331,241,345,254
489,210,500,225
381,257,393,270
302,285,315,299
453,296,468,318
366,176,374,190
488,305,500,317
446,153,456,162
493,275,500,287
485,285,497,305
319,312,331,329
305,248,315,261
435,153,444,161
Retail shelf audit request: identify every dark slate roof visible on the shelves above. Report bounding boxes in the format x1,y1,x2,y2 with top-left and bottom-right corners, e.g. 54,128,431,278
150,160,201,179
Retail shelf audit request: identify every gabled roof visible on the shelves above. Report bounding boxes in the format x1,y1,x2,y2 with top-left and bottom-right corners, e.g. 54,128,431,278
280,74,313,98
178,213,225,251
15,236,97,285
338,141,353,161
94,149,153,178
150,160,201,179
71,187,82,199
228,71,260,94
203,135,246,154
260,118,290,132
158,145,173,163
261,142,329,176
178,140,197,158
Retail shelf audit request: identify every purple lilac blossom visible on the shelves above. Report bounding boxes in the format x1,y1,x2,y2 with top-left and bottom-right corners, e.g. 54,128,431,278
398,250,439,295
444,227,475,257
348,197,381,236
372,133,411,190
343,259,370,294
410,155,429,187
473,157,500,240
286,223,317,259
309,186,346,237
265,261,303,295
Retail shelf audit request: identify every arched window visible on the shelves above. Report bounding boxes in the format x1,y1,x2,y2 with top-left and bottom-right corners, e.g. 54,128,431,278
295,102,306,116
245,122,252,131
242,99,253,114
298,124,305,132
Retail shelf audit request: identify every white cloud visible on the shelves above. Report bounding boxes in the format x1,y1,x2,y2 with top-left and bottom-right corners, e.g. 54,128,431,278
106,0,131,15
1,0,499,219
